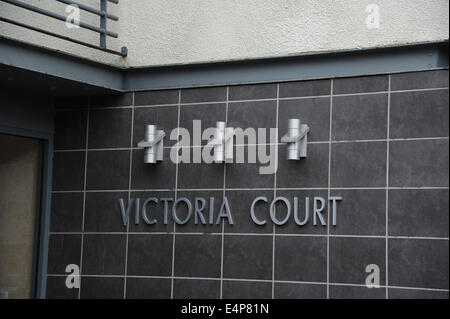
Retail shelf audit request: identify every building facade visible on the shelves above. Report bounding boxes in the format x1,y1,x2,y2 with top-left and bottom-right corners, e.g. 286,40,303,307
0,0,448,299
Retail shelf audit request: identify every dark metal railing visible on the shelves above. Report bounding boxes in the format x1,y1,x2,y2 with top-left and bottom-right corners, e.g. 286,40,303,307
0,0,127,56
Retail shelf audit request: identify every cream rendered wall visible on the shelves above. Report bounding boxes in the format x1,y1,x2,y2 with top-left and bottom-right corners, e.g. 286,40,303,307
1,0,448,67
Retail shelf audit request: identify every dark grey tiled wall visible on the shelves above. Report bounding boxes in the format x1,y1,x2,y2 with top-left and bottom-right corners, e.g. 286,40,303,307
47,69,449,299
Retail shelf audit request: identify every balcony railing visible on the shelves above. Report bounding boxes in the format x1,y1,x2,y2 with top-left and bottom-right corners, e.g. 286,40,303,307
0,0,127,56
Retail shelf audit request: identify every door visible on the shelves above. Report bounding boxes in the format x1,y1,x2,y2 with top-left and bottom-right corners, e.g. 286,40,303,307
0,133,42,299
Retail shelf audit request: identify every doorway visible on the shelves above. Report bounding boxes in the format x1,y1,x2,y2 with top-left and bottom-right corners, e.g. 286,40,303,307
0,134,42,298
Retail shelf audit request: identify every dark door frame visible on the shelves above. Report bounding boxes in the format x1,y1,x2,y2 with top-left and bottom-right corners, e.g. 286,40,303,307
0,125,53,299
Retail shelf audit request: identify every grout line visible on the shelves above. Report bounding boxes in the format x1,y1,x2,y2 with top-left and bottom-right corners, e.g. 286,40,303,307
328,137,449,143
45,274,450,293
134,103,179,109
385,75,391,299
271,84,280,299
52,136,450,153
377,285,450,292
122,92,135,299
77,97,90,299
51,186,450,194
219,86,230,299
54,86,449,112
390,87,449,93
334,137,449,143
170,89,182,299
326,79,334,299
47,232,450,240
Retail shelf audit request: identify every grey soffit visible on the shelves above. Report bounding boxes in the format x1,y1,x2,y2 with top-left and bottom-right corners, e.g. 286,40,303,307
0,36,124,95
0,35,448,95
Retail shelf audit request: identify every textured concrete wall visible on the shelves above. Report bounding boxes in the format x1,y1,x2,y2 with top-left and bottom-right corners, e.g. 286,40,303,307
1,0,448,67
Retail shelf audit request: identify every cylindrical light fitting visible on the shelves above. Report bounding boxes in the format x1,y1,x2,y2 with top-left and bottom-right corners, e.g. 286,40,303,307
144,124,157,164
287,119,301,160
214,121,226,163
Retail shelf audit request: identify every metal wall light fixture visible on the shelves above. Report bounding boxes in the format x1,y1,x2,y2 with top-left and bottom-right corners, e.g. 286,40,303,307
137,125,165,163
281,119,310,160
207,121,234,163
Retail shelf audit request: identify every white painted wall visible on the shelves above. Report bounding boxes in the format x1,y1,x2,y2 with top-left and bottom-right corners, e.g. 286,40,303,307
1,0,448,67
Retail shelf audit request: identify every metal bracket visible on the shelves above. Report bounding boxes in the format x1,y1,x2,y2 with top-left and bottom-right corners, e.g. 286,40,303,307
206,122,234,163
280,119,310,160
137,125,165,163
